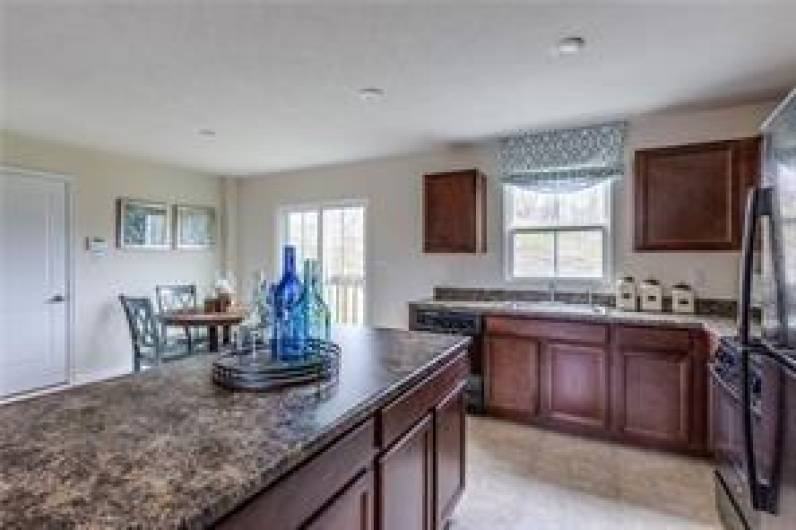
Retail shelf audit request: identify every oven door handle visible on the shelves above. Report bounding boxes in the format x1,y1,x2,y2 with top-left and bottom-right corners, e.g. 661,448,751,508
708,363,740,402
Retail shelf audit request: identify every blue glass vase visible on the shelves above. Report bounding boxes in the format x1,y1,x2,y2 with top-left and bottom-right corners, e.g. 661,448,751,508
302,259,331,341
272,246,305,359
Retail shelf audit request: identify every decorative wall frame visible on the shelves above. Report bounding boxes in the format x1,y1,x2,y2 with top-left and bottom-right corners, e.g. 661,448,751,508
174,204,216,250
116,198,171,250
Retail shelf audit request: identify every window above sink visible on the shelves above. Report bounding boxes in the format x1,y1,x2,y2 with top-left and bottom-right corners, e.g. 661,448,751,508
503,180,613,284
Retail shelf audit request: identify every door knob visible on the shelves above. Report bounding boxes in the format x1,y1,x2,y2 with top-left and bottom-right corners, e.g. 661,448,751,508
47,294,66,303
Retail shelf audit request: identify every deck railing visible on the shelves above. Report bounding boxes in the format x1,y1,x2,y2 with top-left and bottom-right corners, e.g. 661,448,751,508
323,276,365,326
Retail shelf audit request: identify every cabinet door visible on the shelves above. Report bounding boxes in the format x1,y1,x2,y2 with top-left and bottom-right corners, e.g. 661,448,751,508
485,335,539,420
304,468,374,530
423,169,486,253
378,414,434,530
435,382,466,527
634,137,760,251
614,346,692,447
540,342,610,432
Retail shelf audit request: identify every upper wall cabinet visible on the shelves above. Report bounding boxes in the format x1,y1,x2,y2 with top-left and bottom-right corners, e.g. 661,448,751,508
634,137,761,251
423,169,486,253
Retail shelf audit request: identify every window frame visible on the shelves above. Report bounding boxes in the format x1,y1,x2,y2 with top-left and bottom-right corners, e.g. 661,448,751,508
276,199,369,324
503,182,613,287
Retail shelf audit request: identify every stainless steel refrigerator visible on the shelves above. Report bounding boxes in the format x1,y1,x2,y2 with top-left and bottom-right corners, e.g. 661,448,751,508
711,88,796,530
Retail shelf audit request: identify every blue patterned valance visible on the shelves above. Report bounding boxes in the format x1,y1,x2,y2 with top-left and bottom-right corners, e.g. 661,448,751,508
499,122,627,193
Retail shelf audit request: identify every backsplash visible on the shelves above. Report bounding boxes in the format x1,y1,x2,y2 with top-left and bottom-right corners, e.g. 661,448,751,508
432,287,738,318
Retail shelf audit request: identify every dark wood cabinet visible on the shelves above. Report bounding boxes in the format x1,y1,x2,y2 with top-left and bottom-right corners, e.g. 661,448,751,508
305,468,374,530
218,419,376,530
484,334,539,421
482,316,709,455
540,341,610,433
634,137,761,251
423,169,486,253
378,414,435,530
219,347,469,530
435,382,467,527
612,326,707,453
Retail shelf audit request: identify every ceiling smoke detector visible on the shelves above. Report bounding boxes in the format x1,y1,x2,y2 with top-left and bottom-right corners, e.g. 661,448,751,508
357,87,386,102
555,36,586,56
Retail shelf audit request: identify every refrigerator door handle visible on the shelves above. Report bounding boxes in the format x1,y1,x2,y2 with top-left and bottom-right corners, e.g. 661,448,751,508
738,188,759,345
738,187,772,345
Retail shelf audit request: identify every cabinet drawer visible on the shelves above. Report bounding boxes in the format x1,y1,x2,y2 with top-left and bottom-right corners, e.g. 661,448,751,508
614,326,691,351
485,317,608,344
217,418,376,529
379,352,468,449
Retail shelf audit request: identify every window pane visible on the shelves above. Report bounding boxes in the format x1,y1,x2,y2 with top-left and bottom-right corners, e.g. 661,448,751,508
557,230,603,278
509,182,608,228
322,208,343,282
510,187,557,227
512,232,554,278
285,210,318,273
323,206,365,326
342,207,365,277
557,183,608,226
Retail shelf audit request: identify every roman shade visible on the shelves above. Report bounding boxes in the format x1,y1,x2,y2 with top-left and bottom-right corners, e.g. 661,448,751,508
498,121,627,193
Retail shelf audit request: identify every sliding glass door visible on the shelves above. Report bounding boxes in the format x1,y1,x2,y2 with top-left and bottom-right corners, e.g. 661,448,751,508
281,202,366,326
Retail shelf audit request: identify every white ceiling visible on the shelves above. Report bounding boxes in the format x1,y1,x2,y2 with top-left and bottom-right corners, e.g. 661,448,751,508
2,1,795,175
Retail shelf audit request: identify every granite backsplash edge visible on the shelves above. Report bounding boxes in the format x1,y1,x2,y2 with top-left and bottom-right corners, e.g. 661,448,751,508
432,286,738,318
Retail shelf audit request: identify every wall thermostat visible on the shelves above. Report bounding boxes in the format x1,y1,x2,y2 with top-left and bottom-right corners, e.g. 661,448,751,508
86,236,109,256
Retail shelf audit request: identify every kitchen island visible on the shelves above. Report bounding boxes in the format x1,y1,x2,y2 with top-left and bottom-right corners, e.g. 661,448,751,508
0,327,470,529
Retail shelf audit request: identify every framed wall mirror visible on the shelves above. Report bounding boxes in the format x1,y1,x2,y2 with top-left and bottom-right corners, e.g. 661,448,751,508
116,198,171,250
174,204,216,250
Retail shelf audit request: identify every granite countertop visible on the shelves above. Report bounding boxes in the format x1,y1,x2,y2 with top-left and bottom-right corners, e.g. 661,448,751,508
410,299,738,338
0,327,470,529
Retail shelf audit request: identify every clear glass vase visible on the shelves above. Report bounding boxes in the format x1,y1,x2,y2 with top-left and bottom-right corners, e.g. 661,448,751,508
302,259,331,341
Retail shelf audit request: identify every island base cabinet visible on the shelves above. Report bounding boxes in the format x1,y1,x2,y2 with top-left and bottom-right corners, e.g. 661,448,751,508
378,414,435,530
305,469,374,530
217,349,470,530
217,419,375,530
435,382,467,527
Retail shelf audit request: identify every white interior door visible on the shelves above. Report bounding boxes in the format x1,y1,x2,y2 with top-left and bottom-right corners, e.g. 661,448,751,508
0,169,69,397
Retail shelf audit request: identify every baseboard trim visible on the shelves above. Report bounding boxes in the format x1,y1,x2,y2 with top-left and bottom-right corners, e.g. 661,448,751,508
72,365,132,386
0,365,132,406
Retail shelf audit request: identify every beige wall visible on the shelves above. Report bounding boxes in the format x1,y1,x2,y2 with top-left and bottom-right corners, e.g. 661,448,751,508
236,100,778,329
1,131,222,381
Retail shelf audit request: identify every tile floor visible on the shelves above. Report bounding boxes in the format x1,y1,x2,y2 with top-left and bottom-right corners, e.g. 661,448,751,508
451,416,721,530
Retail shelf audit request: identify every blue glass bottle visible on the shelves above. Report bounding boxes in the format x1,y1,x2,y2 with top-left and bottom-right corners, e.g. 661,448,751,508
302,259,331,341
271,246,305,360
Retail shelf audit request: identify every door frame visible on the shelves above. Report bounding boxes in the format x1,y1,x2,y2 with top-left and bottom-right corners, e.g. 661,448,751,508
1,165,76,400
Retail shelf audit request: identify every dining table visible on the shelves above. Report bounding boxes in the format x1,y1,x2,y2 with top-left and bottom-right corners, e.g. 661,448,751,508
158,309,246,353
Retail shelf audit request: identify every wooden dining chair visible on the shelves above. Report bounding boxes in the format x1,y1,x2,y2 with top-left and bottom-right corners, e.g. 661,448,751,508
155,284,208,353
119,295,192,372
